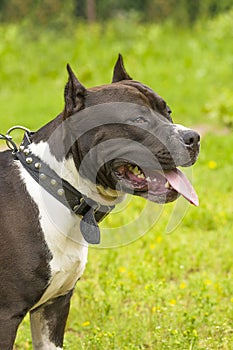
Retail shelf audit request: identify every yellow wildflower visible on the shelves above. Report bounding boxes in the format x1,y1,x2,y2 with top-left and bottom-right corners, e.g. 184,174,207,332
204,279,212,286
207,160,217,169
151,306,157,313
118,266,126,273
179,282,187,289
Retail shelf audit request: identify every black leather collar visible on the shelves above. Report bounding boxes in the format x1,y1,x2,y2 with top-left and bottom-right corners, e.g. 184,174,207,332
13,132,115,244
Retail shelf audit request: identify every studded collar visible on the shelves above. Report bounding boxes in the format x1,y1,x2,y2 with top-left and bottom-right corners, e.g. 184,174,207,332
13,131,115,244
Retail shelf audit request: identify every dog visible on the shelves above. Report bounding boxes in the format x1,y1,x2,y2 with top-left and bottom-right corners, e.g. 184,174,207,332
0,55,200,349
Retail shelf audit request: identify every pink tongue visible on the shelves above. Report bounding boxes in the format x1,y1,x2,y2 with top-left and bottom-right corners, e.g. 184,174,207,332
164,169,199,206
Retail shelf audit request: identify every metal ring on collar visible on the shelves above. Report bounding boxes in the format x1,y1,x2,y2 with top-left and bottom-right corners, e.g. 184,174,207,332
6,125,31,135
5,125,32,153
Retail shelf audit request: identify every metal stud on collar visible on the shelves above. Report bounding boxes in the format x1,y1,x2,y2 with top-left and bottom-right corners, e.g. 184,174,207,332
35,162,41,169
23,149,30,155
26,157,33,164
57,188,65,196
39,173,47,180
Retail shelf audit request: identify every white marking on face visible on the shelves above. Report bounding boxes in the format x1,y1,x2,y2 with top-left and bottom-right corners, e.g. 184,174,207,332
174,124,192,132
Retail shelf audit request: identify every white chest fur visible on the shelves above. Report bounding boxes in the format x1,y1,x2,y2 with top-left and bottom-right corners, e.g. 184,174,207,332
17,140,124,309
18,162,88,309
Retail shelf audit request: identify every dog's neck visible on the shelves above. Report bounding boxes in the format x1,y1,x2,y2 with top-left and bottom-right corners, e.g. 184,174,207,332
28,115,125,206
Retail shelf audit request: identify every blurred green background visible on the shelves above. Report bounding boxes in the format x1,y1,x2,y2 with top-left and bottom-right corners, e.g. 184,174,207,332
0,1,233,349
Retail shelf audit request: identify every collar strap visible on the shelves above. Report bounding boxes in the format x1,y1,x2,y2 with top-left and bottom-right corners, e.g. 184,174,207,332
14,134,115,244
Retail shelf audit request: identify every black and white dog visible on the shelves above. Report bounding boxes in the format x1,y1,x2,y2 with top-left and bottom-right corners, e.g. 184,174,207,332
0,55,200,349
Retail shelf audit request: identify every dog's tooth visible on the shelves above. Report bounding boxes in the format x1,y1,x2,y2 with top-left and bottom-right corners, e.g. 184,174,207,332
146,176,151,182
165,181,170,189
133,166,138,173
138,173,145,179
129,165,134,172
132,167,137,175
133,166,142,175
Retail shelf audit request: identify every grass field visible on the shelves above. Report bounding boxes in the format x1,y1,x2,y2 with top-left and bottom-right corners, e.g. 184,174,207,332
0,10,233,350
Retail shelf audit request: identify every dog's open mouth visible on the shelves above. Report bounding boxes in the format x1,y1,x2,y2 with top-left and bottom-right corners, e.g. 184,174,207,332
112,162,198,206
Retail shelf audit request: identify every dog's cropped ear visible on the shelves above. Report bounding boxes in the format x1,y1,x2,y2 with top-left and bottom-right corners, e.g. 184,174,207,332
112,54,133,83
63,64,86,118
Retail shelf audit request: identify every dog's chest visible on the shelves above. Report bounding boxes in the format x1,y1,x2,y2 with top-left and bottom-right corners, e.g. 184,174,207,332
18,164,88,308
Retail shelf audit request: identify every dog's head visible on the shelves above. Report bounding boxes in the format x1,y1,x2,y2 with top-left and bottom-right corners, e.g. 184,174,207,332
62,55,200,206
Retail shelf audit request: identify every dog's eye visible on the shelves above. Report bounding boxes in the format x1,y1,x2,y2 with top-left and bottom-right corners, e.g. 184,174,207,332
134,116,147,123
167,106,172,115
166,106,173,122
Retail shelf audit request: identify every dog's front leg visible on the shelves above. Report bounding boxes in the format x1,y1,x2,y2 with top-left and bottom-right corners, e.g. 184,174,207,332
30,290,73,350
0,315,25,350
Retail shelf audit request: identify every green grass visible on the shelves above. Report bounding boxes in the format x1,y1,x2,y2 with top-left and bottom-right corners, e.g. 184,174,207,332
1,11,233,350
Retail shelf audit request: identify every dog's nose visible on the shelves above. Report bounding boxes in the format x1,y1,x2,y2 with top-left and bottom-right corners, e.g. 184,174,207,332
182,130,200,147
